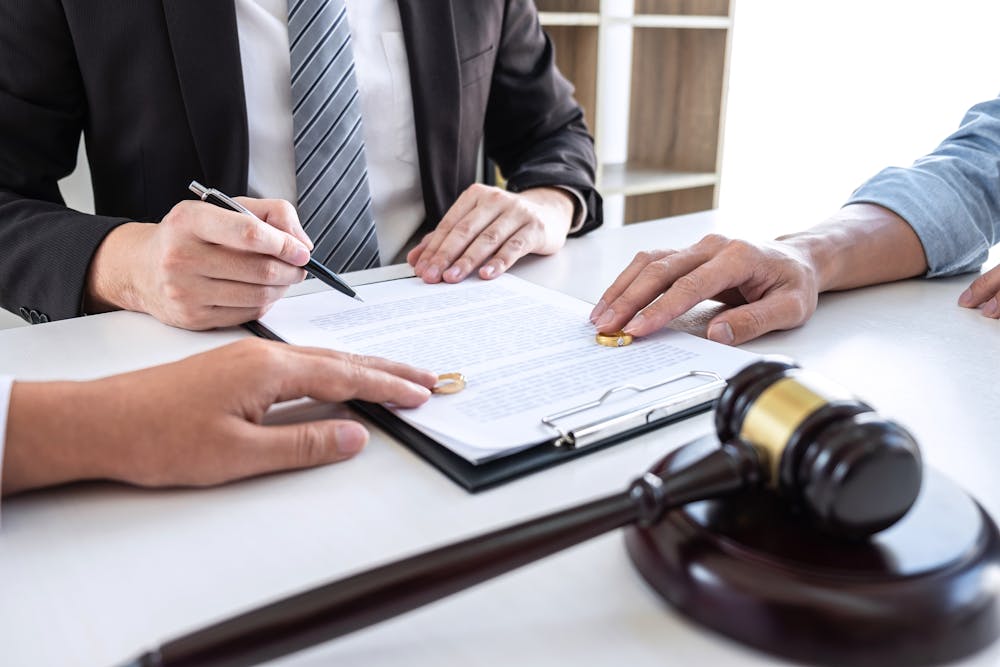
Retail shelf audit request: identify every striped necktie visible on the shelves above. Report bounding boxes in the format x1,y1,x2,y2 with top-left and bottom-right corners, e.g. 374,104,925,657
288,0,380,272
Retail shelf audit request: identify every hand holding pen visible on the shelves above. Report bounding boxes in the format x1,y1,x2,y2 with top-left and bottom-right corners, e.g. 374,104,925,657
84,191,315,330
189,182,359,301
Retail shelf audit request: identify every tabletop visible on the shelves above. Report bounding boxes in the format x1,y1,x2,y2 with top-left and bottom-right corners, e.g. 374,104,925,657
0,210,997,667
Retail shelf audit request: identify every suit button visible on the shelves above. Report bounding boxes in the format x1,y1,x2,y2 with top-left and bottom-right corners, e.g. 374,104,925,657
18,306,29,321
38,313,49,324
28,309,41,324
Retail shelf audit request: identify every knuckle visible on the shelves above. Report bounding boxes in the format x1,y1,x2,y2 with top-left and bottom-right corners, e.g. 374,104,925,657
640,259,673,283
484,188,504,205
479,228,502,246
505,235,527,253
293,423,328,466
672,272,704,296
161,280,186,304
633,250,656,265
259,260,282,284
453,219,477,236
524,217,544,234
159,246,188,273
277,199,297,219
241,221,265,247
699,233,731,251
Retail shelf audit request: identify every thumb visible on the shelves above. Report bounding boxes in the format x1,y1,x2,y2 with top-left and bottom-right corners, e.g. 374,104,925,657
249,419,370,474
707,294,810,346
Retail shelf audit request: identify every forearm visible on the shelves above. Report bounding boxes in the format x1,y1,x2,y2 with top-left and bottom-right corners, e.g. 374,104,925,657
779,203,929,293
2,380,112,495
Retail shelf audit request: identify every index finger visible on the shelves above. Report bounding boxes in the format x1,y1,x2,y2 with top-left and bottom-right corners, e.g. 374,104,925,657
623,254,752,337
236,197,314,251
192,205,311,266
273,347,435,408
592,250,673,322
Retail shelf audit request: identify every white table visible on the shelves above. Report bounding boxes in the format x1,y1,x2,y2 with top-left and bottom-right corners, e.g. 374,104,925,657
1,210,997,667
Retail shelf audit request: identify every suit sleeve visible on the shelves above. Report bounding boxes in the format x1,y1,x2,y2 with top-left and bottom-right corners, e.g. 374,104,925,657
0,1,128,322
845,96,1000,278
483,0,602,236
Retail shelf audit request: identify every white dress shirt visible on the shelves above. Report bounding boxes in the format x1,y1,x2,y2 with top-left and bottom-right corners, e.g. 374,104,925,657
0,375,13,502
235,0,426,264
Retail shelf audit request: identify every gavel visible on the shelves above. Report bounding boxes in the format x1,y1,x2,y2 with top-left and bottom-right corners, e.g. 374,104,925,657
122,358,923,667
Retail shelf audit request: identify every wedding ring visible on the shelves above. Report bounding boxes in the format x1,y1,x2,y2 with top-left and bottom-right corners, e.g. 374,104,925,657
433,372,467,394
596,330,633,347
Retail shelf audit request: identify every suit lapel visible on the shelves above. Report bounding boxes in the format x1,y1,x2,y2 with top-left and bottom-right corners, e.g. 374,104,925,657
162,0,249,194
396,0,461,223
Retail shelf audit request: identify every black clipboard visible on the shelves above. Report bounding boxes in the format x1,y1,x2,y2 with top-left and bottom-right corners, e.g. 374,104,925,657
245,313,726,493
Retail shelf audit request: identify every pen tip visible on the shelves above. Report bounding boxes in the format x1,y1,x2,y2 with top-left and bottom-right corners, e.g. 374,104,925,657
354,295,365,303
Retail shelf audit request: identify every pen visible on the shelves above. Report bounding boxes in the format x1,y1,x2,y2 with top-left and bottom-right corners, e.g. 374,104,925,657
188,181,362,301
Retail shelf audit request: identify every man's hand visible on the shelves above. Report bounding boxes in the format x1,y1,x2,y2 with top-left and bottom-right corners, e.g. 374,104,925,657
2,339,437,495
590,234,821,346
591,204,936,346
86,198,314,330
407,184,573,283
959,263,1000,318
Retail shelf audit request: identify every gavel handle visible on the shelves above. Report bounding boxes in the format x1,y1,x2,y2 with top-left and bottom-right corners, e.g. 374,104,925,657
125,441,758,667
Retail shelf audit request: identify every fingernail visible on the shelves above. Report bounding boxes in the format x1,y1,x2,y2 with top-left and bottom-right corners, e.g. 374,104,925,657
959,288,975,307
444,266,461,281
481,264,496,278
594,309,615,330
708,322,735,345
622,313,644,335
302,234,314,251
983,297,999,317
335,424,368,455
589,300,607,323
425,265,440,282
415,260,427,275
291,242,310,266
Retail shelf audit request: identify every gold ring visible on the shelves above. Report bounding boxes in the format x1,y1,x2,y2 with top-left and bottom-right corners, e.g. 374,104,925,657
595,330,633,347
432,372,467,394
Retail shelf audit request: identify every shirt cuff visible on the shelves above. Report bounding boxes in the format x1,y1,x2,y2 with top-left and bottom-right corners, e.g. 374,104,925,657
846,167,993,278
0,375,13,517
554,186,588,234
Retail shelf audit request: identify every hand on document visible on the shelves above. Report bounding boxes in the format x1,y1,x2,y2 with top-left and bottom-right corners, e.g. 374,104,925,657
407,184,573,284
85,197,313,330
2,339,436,495
589,234,820,347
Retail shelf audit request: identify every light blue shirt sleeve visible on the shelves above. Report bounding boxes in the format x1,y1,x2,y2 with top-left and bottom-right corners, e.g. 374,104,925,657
845,95,1000,277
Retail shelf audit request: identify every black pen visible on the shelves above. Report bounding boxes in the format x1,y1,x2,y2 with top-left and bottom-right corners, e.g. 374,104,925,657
188,181,362,301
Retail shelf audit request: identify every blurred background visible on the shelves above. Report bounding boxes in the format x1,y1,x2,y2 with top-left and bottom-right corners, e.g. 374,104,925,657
720,0,1000,232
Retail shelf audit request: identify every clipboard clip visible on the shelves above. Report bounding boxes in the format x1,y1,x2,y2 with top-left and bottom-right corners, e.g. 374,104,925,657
540,370,726,449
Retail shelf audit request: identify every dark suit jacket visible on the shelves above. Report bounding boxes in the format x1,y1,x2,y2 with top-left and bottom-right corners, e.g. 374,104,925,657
0,0,601,322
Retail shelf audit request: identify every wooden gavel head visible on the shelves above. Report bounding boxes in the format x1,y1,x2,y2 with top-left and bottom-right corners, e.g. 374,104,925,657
713,357,923,537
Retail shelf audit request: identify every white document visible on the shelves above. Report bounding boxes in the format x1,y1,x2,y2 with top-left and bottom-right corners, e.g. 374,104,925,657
258,274,757,463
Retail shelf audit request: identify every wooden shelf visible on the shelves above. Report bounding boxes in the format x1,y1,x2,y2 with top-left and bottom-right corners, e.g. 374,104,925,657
600,164,717,197
534,0,733,225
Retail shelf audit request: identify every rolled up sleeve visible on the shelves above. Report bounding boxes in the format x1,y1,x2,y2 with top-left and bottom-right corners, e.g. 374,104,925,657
846,96,1000,277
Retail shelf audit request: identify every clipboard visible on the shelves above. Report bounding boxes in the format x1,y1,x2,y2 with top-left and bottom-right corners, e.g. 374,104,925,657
249,311,725,492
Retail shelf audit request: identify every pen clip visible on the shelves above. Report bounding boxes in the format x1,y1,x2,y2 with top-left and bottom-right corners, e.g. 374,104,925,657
189,180,253,216
540,370,726,449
